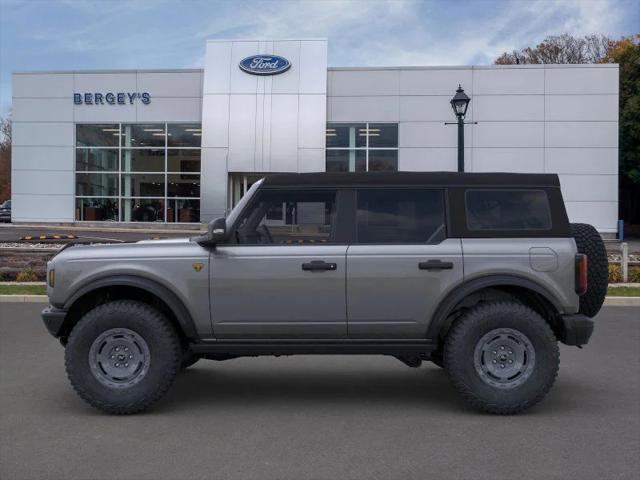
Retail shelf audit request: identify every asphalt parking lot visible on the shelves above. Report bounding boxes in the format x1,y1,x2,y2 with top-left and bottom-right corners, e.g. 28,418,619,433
1,304,638,480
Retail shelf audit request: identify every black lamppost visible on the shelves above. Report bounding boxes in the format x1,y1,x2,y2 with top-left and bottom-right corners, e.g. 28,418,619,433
448,84,472,172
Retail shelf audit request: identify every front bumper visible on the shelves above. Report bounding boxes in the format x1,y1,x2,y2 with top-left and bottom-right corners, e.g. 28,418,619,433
42,306,68,338
557,314,594,346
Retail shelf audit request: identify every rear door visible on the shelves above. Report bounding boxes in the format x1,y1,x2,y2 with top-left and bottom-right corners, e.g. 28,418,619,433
346,188,463,338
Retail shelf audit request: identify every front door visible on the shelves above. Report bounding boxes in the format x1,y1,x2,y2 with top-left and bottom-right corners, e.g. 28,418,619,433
211,188,347,338
346,188,463,338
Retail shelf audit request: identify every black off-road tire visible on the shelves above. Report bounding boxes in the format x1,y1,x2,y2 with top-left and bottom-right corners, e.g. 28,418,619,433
181,350,201,370
570,223,608,318
65,300,182,414
444,301,559,414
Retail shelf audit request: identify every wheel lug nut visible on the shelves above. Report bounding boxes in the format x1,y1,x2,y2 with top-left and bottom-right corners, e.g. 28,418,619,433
124,363,128,367
500,346,505,350
124,347,128,352
115,363,120,367
493,351,497,355
500,364,505,368
129,355,133,359
492,360,497,364
111,355,115,359
115,347,119,352
509,360,513,364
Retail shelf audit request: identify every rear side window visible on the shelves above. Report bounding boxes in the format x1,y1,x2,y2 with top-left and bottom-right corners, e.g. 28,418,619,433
465,189,551,231
356,188,446,244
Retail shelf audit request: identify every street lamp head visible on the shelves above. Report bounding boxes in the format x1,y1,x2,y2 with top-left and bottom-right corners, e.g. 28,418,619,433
450,84,470,118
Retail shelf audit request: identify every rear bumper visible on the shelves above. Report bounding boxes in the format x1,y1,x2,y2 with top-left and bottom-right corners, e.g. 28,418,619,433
42,306,68,338
558,314,594,346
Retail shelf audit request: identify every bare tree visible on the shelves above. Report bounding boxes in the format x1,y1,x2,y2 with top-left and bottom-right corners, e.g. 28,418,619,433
0,116,11,202
495,34,610,64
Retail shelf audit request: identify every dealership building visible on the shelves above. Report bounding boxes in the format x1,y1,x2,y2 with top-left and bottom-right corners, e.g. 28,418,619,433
11,39,619,232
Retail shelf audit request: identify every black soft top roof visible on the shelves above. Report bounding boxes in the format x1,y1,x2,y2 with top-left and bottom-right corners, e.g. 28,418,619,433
262,172,560,188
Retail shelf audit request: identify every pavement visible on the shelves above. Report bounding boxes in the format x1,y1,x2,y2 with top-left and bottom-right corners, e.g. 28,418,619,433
1,304,639,480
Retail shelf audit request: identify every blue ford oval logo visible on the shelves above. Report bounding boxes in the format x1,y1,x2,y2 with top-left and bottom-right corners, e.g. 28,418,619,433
239,55,291,75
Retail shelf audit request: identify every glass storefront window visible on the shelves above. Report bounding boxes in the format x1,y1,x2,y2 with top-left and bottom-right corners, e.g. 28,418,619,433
167,174,200,197
76,173,119,197
75,198,119,221
121,149,165,172
368,150,398,171
168,124,202,147
121,199,165,222
167,199,200,223
76,124,120,147
121,124,166,147
121,174,165,197
326,150,366,172
325,122,398,172
75,123,201,223
167,149,200,172
326,123,366,148
75,148,118,171
368,123,398,148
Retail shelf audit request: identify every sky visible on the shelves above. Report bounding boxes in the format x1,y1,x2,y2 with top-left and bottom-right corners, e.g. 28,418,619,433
0,0,638,116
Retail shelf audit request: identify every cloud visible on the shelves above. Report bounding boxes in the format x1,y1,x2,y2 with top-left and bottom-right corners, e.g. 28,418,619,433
0,0,636,115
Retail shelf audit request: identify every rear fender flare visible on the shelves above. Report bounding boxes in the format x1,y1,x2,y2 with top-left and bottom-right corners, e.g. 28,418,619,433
427,274,563,340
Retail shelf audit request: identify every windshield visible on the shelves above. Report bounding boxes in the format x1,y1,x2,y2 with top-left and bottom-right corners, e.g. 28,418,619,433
225,178,263,227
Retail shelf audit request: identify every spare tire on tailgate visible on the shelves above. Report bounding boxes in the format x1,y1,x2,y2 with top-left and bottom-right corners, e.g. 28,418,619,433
571,223,608,317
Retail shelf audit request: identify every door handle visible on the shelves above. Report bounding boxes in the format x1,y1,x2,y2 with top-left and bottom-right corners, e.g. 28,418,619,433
418,260,454,271
302,260,337,272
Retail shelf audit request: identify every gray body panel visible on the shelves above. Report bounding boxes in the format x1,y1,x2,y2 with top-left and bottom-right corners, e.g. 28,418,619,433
346,240,463,338
210,245,347,338
462,238,579,314
47,238,213,337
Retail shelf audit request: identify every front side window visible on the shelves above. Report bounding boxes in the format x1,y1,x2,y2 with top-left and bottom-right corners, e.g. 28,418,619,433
356,189,446,244
465,189,552,231
233,189,337,245
326,123,398,172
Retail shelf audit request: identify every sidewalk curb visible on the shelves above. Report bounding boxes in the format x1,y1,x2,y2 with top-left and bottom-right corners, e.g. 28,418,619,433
0,295,49,303
2,295,639,306
603,297,640,306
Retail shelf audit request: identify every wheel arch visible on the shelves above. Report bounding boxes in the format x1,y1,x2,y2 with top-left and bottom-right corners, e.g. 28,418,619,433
60,275,198,343
427,274,563,342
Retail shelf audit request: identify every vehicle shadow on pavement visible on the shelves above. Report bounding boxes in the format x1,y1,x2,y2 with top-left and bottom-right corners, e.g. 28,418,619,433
153,363,474,414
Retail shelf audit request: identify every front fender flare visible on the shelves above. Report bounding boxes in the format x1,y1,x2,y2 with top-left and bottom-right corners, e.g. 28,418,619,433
63,274,198,339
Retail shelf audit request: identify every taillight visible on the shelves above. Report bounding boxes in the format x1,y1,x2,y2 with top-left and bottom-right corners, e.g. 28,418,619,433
575,254,588,296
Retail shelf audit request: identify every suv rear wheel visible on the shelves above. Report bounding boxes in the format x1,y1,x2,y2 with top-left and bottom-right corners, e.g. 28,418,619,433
65,300,181,414
444,301,559,414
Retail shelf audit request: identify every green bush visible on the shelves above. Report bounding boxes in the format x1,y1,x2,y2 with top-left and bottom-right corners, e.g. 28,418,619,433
16,267,39,282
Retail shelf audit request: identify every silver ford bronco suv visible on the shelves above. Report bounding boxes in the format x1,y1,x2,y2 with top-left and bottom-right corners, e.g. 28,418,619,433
42,172,607,415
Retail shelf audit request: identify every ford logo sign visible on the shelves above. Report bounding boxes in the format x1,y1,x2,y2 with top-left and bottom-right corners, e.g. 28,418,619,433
239,55,291,76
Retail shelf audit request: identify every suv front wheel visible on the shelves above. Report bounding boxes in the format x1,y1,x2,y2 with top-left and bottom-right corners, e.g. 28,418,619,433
444,301,559,414
65,300,182,414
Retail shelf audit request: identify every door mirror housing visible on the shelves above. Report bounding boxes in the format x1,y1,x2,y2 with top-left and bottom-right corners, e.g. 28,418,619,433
195,217,227,247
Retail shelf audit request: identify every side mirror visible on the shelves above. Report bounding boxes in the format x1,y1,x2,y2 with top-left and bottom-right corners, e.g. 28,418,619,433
208,217,227,244
194,217,226,247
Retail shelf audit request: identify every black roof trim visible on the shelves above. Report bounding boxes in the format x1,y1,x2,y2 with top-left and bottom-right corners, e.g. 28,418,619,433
261,172,560,188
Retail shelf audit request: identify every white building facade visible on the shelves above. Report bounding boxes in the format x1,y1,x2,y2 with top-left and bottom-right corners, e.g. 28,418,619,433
11,39,619,232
